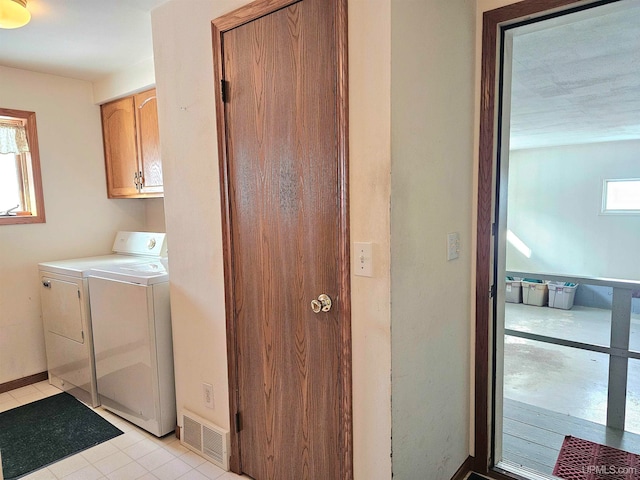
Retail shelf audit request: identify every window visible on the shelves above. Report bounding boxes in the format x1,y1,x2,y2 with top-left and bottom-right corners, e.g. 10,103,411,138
0,109,45,225
602,179,640,214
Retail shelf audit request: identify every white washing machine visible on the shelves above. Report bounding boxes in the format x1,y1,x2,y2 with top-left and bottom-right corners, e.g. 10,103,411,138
38,232,167,407
88,259,175,437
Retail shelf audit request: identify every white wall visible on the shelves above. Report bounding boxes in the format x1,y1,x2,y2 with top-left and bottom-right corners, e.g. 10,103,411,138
151,0,392,478
0,66,147,385
349,1,392,477
151,0,237,441
507,140,640,281
390,0,475,478
92,56,156,105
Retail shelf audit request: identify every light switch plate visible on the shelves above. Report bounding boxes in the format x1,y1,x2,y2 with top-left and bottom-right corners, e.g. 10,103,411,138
354,242,373,277
447,232,460,261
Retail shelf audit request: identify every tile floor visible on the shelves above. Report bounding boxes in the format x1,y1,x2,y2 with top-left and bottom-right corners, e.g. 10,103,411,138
0,381,247,480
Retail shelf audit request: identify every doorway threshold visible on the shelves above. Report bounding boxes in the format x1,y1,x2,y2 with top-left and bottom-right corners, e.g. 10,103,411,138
495,460,557,480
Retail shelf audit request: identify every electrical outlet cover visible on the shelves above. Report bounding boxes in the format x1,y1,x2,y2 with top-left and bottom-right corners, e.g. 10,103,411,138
203,383,214,409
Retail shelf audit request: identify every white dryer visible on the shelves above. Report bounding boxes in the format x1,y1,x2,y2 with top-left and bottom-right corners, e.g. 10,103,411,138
38,232,167,407
88,259,175,436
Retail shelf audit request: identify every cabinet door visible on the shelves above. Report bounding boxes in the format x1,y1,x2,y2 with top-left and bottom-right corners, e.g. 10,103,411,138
135,89,163,195
101,97,139,198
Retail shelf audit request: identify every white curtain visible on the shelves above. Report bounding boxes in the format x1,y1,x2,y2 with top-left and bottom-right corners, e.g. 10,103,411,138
0,123,29,154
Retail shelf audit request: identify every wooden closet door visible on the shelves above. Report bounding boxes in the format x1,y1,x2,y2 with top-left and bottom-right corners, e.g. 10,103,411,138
219,0,349,478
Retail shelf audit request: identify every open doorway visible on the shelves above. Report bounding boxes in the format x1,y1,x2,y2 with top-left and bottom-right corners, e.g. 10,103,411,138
476,0,640,478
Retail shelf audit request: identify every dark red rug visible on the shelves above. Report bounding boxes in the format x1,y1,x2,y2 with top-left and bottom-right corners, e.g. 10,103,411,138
554,436,640,479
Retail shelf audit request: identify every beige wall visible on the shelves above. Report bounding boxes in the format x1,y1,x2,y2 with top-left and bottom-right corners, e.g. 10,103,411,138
0,66,147,385
151,0,392,478
92,56,156,105
390,1,475,478
151,0,237,440
349,1,393,477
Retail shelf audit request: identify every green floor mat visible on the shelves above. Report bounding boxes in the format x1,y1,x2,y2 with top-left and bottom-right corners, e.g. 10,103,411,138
0,391,123,479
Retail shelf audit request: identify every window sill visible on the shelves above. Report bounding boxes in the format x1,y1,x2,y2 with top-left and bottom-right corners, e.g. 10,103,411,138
0,214,45,225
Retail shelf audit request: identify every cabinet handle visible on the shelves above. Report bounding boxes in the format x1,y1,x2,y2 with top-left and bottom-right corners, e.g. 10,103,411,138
134,172,139,188
138,171,144,191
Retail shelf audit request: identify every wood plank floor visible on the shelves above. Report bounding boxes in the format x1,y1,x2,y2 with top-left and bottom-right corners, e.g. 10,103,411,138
502,398,640,476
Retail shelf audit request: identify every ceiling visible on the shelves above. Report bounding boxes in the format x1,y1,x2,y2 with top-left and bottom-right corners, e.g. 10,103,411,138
0,0,167,82
0,0,638,150
509,0,640,150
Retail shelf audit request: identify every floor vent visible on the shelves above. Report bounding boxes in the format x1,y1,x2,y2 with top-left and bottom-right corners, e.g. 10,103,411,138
180,410,229,471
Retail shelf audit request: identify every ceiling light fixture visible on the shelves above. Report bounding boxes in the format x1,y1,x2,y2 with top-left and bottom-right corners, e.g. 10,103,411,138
0,0,31,29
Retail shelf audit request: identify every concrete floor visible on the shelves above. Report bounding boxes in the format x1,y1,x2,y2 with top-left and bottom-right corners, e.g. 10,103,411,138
503,302,640,434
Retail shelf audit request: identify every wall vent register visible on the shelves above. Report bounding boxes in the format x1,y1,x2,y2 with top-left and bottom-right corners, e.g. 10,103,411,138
181,410,230,471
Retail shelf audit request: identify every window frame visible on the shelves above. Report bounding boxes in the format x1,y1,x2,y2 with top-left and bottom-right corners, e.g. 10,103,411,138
0,108,46,226
602,178,640,215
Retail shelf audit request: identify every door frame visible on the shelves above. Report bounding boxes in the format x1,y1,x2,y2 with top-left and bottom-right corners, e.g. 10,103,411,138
211,0,352,476
474,0,617,475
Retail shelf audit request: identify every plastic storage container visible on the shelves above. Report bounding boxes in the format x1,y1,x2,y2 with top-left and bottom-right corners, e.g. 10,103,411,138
548,282,578,310
522,280,549,306
505,278,522,303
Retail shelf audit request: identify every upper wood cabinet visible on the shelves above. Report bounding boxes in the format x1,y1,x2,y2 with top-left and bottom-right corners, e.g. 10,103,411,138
101,88,163,198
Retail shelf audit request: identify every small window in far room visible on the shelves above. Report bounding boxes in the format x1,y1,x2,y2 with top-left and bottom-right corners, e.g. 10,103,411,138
602,179,640,214
0,109,46,225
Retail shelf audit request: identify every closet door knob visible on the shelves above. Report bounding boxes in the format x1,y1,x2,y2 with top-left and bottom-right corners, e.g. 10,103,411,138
311,294,332,313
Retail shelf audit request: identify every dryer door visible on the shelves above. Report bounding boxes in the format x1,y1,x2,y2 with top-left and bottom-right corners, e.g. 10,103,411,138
41,277,84,343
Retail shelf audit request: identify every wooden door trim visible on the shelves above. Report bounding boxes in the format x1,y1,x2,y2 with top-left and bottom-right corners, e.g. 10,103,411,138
475,0,612,474
211,0,352,477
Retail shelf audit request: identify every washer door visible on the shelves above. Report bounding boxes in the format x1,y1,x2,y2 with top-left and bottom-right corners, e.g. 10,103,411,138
41,276,84,343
